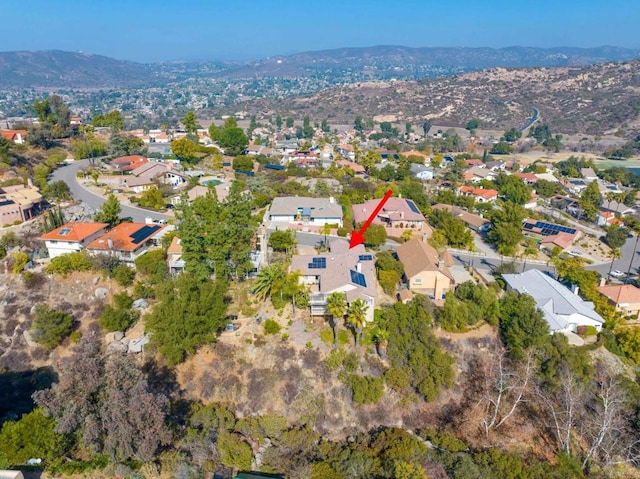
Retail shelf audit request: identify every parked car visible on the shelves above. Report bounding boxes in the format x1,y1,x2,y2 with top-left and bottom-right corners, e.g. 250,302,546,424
610,270,625,278
568,250,581,257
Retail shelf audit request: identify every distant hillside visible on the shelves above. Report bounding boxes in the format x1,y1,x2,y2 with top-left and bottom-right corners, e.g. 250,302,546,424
233,59,640,136
1,46,639,89
218,45,640,80
0,50,161,88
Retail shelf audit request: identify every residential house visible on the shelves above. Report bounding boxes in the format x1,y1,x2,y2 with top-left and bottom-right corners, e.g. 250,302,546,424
565,179,588,195
290,239,377,322
124,162,187,193
458,186,499,203
513,172,538,185
167,235,185,275
112,155,148,173
540,232,576,252
522,219,578,242
596,211,624,227
86,223,166,264
396,238,454,299
465,159,484,168
464,166,498,183
0,182,43,227
352,197,426,230
334,159,365,175
597,284,640,319
503,269,605,333
524,192,539,210
0,129,27,144
409,163,434,181
599,199,635,217
484,160,506,171
39,222,108,258
431,204,491,233
266,197,343,228
403,150,430,162
581,168,598,181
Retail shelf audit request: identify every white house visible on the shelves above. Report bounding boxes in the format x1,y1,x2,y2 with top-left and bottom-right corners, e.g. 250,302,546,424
410,163,434,181
39,222,109,258
503,269,604,333
266,196,343,228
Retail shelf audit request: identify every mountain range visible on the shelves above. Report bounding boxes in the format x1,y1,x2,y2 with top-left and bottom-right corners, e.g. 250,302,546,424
0,46,639,89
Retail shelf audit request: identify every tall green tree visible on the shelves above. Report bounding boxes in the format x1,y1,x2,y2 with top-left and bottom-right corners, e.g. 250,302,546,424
145,275,228,365
182,111,198,136
498,291,549,359
94,194,122,227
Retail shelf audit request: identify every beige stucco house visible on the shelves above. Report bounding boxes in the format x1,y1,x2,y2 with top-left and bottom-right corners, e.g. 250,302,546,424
396,238,454,299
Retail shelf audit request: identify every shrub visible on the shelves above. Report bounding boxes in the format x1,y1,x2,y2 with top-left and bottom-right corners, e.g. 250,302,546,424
576,325,598,336
30,305,74,349
111,264,135,287
337,227,348,237
45,251,93,276
384,367,411,391
347,374,384,404
263,319,281,335
11,252,29,274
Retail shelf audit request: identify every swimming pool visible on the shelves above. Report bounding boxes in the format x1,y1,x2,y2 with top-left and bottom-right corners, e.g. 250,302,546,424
201,178,224,186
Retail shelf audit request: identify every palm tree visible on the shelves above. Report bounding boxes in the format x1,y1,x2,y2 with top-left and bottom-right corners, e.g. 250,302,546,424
371,326,389,358
608,248,622,278
346,298,369,348
520,239,538,272
325,292,347,349
252,264,286,301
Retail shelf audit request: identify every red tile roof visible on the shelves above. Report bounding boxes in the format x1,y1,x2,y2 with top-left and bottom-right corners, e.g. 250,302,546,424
39,222,108,242
86,223,165,252
112,155,148,172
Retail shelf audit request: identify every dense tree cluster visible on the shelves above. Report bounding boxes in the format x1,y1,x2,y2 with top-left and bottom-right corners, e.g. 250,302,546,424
379,298,454,401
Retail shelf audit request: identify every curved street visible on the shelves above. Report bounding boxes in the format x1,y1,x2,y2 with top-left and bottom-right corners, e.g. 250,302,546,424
50,159,171,223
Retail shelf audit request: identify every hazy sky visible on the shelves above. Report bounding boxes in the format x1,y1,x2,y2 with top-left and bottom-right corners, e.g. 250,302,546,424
3,0,639,62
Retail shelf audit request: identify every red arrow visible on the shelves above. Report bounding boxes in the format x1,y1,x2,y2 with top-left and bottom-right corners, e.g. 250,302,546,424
349,189,393,249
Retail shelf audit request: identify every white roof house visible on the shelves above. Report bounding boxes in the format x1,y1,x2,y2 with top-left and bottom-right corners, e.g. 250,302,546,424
502,269,604,333
267,196,343,227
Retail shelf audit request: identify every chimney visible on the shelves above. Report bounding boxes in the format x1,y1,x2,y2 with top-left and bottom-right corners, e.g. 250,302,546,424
599,276,606,288
329,196,335,204
571,284,580,296
400,211,404,219
356,262,362,273
438,259,444,270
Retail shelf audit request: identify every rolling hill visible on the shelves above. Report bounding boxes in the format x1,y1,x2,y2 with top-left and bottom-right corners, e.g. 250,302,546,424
231,59,640,136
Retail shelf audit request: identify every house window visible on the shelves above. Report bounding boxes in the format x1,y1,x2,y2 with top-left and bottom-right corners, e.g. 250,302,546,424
414,278,422,284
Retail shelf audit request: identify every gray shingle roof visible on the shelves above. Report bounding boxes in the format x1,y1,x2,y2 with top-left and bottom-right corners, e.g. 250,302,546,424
268,196,342,219
502,269,604,332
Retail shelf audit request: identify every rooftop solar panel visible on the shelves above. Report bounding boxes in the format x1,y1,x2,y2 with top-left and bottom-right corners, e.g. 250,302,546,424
526,220,576,236
308,257,326,269
350,270,367,287
129,225,161,244
59,228,72,236
406,200,421,214
358,254,373,261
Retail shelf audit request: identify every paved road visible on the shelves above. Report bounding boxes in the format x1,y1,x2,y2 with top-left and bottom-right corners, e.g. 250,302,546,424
518,107,540,132
50,159,171,223
450,250,555,275
587,233,640,278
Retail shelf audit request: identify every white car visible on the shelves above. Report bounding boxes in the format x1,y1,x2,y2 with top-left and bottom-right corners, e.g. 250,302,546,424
610,270,625,278
568,250,581,257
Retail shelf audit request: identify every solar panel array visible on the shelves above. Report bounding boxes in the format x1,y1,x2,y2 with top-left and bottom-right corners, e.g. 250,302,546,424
129,225,161,244
358,254,373,261
308,257,326,269
59,228,72,236
406,200,421,214
350,269,367,287
523,221,576,236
